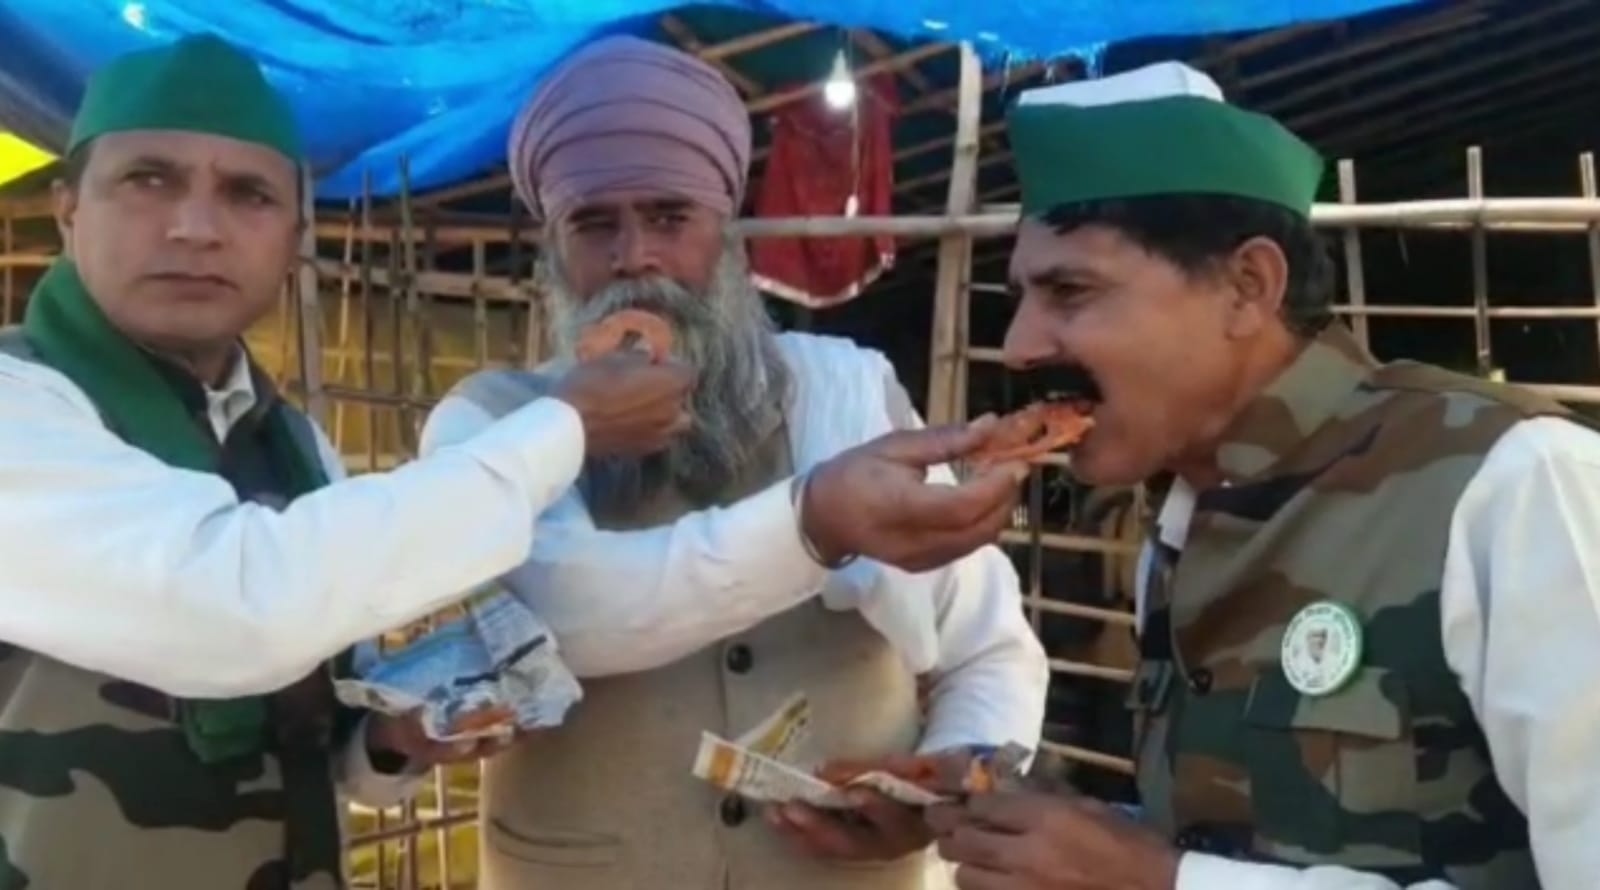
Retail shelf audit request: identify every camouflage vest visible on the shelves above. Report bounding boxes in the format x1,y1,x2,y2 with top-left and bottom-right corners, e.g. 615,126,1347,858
1131,324,1555,888
0,330,351,890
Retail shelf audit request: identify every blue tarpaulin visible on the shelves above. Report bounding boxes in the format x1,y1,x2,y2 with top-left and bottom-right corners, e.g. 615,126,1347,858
0,0,1425,198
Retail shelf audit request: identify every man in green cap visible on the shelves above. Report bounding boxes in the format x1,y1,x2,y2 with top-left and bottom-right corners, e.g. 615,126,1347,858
928,61,1600,889
0,34,697,889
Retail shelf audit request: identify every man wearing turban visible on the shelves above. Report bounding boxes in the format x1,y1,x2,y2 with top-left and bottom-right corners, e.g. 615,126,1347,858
0,35,692,888
421,35,1049,890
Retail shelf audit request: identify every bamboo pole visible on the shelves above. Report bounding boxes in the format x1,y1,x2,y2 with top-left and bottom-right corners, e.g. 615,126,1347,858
925,41,981,425
747,42,952,114
1040,739,1136,776
472,240,489,366
1337,160,1369,348
2,209,13,324
1281,1,1592,133
1583,153,1600,364
1022,595,1138,628
291,197,1600,251
508,198,528,368
698,20,821,61
1467,147,1492,377
386,224,405,458
1050,658,1135,684
660,14,765,97
332,205,357,445
1236,1,1490,93
360,172,379,472
419,219,438,399
397,157,422,453
295,168,329,428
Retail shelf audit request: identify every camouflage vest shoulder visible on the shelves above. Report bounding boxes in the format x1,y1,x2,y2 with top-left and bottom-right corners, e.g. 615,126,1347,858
1369,359,1578,420
1133,356,1538,889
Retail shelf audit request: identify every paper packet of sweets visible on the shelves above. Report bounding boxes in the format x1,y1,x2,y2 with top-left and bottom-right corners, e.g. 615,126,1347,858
690,692,1029,809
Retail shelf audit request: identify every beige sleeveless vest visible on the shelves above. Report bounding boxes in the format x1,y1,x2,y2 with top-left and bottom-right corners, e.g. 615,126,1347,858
474,378,929,890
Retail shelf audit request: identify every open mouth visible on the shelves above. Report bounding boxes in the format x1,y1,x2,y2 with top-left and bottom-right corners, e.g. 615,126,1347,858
968,364,1103,467
1021,362,1103,414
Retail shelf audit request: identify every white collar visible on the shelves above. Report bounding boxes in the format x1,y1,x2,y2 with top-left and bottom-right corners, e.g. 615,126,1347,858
1155,477,1196,551
202,348,258,442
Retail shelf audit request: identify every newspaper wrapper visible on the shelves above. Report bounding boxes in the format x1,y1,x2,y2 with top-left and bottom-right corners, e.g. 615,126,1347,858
334,586,582,743
690,693,1028,809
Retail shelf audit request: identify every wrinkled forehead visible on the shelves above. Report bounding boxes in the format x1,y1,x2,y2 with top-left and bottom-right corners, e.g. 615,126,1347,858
560,188,713,223
1008,216,1138,289
86,129,297,187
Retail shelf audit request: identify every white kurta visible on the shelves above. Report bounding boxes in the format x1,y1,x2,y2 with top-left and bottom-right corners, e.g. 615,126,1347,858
1134,417,1600,890
420,331,1051,757
0,347,589,806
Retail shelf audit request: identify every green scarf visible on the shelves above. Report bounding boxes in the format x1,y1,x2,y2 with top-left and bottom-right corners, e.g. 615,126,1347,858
22,259,330,764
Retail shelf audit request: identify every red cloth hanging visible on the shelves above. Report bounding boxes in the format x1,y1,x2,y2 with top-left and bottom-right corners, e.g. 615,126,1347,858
749,72,898,309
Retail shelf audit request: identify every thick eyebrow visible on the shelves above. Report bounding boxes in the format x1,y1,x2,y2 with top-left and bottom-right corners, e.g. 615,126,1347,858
215,167,287,200
1024,263,1106,291
111,154,186,178
566,204,619,226
107,154,290,201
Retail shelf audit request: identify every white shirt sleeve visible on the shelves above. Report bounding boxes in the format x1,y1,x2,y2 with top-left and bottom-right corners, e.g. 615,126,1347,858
288,425,430,808
1176,854,1456,889
1438,416,1600,888
0,356,587,700
868,375,1048,755
915,541,1049,754
418,394,831,677
1175,415,1600,890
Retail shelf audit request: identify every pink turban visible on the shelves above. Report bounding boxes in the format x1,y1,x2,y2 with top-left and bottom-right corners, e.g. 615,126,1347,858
508,35,752,223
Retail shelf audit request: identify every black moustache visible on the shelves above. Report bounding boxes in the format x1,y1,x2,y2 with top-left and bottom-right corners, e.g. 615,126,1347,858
1007,364,1102,405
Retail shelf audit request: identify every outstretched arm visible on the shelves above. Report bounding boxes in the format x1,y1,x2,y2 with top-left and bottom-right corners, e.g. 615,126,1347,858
0,358,586,698
420,394,832,677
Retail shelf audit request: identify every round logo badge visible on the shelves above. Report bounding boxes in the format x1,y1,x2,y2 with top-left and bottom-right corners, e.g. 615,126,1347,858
1280,601,1363,697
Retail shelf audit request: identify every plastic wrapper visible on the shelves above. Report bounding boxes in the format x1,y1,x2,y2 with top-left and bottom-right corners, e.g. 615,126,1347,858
334,585,582,743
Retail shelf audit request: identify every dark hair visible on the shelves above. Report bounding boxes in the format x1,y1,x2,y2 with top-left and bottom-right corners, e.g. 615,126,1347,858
1040,194,1335,338
60,143,93,190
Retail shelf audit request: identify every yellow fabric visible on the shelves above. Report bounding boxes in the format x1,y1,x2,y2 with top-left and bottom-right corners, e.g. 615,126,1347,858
0,133,55,187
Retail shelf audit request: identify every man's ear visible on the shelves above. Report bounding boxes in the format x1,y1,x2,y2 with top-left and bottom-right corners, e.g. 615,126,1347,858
1223,236,1289,339
50,179,77,257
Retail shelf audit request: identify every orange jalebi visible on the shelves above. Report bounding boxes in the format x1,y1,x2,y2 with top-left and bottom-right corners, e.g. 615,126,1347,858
968,401,1095,467
575,309,674,363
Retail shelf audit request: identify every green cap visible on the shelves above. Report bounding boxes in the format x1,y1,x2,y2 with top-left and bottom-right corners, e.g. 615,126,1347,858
1006,61,1323,218
68,34,302,162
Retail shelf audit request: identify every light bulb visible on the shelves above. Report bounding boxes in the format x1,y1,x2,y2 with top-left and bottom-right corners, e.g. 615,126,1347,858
823,51,856,110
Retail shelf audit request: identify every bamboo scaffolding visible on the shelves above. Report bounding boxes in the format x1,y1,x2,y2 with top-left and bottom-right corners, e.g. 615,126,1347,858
7,39,1600,867
2,209,13,325
1337,160,1370,348
295,168,329,427
17,196,1600,253
1582,154,1600,362
924,42,982,424
329,197,1600,248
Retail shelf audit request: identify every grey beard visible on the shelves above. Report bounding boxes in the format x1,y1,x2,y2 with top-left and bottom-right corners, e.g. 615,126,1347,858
545,238,792,517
